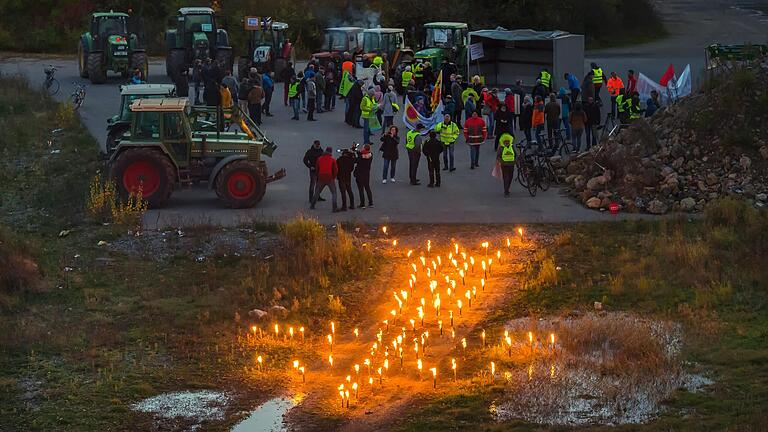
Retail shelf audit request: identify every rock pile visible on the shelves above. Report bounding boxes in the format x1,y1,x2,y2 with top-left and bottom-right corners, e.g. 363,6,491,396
562,71,768,214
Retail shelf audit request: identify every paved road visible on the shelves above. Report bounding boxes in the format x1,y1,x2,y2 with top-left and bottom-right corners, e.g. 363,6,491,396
2,0,763,227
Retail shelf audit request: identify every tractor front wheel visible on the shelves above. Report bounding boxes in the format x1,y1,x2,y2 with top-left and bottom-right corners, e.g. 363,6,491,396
78,43,88,78
131,52,149,81
87,52,106,84
215,160,265,209
111,148,175,208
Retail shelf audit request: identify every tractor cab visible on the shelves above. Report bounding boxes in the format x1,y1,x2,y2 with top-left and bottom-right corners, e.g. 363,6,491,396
359,28,414,76
106,84,177,155
416,22,468,72
165,7,232,76
313,27,364,67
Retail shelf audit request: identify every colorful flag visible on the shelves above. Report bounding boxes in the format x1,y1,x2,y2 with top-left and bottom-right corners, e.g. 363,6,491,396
403,95,444,133
338,70,355,97
659,64,675,87
431,70,443,111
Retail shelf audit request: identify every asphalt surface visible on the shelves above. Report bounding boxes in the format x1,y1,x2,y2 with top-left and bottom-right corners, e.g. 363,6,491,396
2,0,765,228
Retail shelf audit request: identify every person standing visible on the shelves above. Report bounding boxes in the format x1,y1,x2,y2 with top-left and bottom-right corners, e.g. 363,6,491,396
581,71,595,103
381,85,398,130
590,62,606,101
337,148,356,211
645,90,661,117
405,124,424,185
303,140,325,203
192,59,203,105
379,125,400,183
464,94,477,123
346,80,364,128
443,95,456,118
565,72,581,105
315,67,326,114
451,75,464,123
544,93,561,143
569,102,588,152
288,76,300,120
532,96,545,144
494,103,512,151
237,77,252,119
324,64,337,111
531,79,548,102
626,69,637,96
435,114,460,172
354,144,374,208
520,96,534,144
310,146,339,212
483,89,499,139
606,71,624,117
222,69,238,103
539,68,552,93
400,66,413,99
422,130,443,188
262,72,274,117
247,80,264,126
584,96,601,150
281,61,295,106
360,88,379,144
557,87,571,139
306,75,317,121
463,111,487,169
496,133,516,197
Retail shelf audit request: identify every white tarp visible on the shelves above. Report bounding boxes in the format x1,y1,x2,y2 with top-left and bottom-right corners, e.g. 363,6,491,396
637,64,692,105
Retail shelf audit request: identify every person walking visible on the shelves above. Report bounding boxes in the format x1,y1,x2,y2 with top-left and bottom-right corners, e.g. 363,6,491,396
422,130,443,188
262,72,274,117
303,140,325,203
435,114,460,172
306,75,317,121
379,125,400,183
361,88,379,144
569,102,588,152
247,80,264,126
584,96,601,150
405,124,424,185
310,146,339,212
494,103,512,151
544,93,561,143
496,133,516,197
463,111,487,169
288,76,301,120
337,148,356,210
354,144,374,208
381,85,398,130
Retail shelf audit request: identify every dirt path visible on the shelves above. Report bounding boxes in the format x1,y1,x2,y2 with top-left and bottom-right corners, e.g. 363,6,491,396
282,227,541,431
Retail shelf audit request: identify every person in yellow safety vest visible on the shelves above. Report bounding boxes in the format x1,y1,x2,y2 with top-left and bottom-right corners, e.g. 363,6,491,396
360,87,379,144
371,56,383,69
615,88,630,125
461,86,479,106
288,77,300,120
401,66,413,90
495,132,516,197
434,114,460,171
413,62,424,89
406,123,424,185
219,83,233,122
590,62,606,100
540,69,552,92
628,94,642,122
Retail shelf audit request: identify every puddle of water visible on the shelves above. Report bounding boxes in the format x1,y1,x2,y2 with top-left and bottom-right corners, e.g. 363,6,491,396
231,396,299,432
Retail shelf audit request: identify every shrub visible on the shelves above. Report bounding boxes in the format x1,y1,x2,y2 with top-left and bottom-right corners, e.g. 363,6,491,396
0,227,42,307
86,174,147,228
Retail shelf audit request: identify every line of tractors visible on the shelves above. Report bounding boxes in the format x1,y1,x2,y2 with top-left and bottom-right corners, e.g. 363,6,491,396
77,7,470,84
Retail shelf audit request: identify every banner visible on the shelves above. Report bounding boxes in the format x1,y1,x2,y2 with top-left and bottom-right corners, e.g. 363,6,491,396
431,71,443,112
637,64,691,105
338,70,355,97
403,96,445,132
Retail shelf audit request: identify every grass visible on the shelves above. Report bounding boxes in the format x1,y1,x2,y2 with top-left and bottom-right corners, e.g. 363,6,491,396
396,199,768,431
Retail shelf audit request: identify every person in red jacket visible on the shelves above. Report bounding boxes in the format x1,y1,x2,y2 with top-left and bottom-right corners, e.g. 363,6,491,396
311,147,339,212
463,111,487,169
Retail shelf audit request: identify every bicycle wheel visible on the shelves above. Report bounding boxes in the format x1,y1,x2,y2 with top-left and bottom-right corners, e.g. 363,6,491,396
46,78,60,96
558,138,575,157
526,168,538,196
545,161,558,185
538,164,551,191
71,92,83,110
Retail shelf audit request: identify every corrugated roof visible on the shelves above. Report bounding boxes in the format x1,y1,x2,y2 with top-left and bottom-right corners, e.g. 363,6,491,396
469,28,574,41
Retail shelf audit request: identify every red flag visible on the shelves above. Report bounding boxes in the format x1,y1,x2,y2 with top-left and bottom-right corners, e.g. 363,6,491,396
659,64,675,87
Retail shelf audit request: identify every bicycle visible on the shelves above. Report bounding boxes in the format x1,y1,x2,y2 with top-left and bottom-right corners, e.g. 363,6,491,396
71,83,87,110
542,128,575,158
43,65,60,96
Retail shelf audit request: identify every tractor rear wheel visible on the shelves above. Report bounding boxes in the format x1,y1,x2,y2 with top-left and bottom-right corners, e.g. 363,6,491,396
87,52,107,84
111,148,175,208
215,160,265,209
131,52,149,81
78,43,88,78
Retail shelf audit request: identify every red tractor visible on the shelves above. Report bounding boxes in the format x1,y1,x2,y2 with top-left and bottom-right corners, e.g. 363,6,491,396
312,27,364,69
237,17,295,81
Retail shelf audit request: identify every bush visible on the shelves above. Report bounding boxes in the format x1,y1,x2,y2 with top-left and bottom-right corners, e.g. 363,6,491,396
86,174,147,228
0,227,41,307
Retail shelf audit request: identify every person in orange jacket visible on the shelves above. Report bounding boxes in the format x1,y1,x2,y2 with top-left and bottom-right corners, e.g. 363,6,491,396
532,95,545,143
606,72,624,118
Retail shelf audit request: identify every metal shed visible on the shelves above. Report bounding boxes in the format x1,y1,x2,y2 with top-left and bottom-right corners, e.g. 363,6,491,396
467,28,584,90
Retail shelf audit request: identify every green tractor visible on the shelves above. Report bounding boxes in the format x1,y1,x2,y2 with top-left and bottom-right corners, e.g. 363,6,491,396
106,84,177,156
165,7,233,76
414,22,468,75
108,98,285,209
78,12,148,84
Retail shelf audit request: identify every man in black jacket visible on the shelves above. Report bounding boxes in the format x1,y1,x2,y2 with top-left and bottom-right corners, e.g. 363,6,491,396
302,140,325,203
337,148,356,210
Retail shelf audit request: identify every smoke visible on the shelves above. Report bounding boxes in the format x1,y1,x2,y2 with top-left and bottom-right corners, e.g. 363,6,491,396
325,7,381,28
